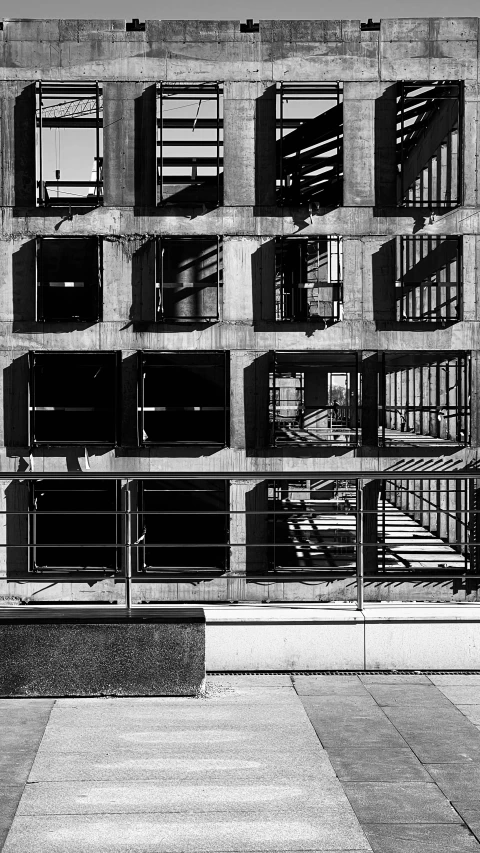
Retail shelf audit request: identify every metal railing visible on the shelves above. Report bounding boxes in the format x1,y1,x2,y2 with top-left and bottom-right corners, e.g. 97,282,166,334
1,473,479,611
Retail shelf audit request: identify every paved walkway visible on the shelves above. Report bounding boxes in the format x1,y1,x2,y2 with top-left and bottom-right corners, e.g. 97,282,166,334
2,675,480,851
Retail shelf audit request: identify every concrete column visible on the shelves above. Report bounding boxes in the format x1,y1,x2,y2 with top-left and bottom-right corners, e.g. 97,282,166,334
103,83,156,208
361,479,380,574
463,87,479,208
343,84,375,206
224,83,275,207
342,239,364,321
361,352,378,446
0,82,36,207
228,479,268,591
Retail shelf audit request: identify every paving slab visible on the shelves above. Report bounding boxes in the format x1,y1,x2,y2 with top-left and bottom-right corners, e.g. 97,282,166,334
429,677,480,686
457,706,480,725
0,787,24,820
293,676,369,696
364,684,452,707
343,781,462,824
326,748,430,782
17,779,349,815
0,751,42,786
28,749,343,784
425,764,480,800
437,687,480,705
453,806,480,843
363,823,480,852
1,809,372,852
304,710,406,748
359,675,431,684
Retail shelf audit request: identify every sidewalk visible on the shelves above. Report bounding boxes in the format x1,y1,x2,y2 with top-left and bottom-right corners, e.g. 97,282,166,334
1,675,480,852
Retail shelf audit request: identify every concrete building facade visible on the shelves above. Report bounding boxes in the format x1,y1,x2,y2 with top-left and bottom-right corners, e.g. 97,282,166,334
1,17,480,668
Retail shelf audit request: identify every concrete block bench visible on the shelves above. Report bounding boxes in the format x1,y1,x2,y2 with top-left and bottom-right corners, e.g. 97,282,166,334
0,606,205,697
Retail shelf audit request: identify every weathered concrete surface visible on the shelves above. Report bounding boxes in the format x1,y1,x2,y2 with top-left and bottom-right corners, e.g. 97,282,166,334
0,608,205,697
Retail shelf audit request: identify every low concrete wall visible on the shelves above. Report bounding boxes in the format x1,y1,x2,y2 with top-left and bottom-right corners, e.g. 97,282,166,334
204,604,480,671
0,607,205,697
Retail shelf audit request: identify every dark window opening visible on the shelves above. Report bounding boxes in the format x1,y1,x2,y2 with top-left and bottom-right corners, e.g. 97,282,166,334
139,351,229,446
269,352,360,446
37,237,102,322
381,351,470,446
29,480,120,575
137,480,229,575
36,82,103,207
156,237,222,322
29,352,119,446
396,236,461,323
268,479,357,575
157,83,223,206
276,83,343,207
397,81,462,208
275,236,343,323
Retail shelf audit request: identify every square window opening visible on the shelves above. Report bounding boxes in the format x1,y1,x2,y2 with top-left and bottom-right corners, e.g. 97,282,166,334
276,83,343,207
37,236,102,322
275,236,343,323
138,351,229,446
396,81,462,208
395,236,461,324
29,480,120,575
137,479,229,575
269,352,360,446
156,237,222,322
157,83,223,207
36,82,103,208
29,352,119,446
380,351,470,446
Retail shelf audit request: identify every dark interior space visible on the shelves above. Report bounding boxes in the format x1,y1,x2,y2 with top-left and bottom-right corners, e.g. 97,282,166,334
29,479,119,573
138,479,229,573
30,352,119,445
139,351,229,446
157,237,221,322
37,237,101,322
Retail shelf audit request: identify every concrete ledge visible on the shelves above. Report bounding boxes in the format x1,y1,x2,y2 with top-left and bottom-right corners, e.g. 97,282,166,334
0,607,205,697
201,604,480,671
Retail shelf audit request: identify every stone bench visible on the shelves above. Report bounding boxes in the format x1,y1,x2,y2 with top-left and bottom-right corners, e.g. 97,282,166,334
0,606,205,697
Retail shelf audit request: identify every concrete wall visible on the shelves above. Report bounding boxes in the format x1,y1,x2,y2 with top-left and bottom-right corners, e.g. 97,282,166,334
0,18,480,605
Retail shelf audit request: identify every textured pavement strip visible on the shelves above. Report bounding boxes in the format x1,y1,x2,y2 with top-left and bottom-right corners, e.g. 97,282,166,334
3,677,480,852
1,676,372,852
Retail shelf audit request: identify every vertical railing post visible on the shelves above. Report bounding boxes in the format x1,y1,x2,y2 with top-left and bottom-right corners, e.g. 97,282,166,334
356,478,364,611
125,478,132,610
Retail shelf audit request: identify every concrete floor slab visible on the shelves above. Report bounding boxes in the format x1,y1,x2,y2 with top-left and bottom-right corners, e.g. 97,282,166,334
363,823,480,852
2,810,372,852
0,787,24,820
326,748,431,782
343,781,462,824
453,807,480,843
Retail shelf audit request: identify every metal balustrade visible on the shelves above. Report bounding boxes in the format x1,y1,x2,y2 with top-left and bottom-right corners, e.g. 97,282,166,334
1,473,479,609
